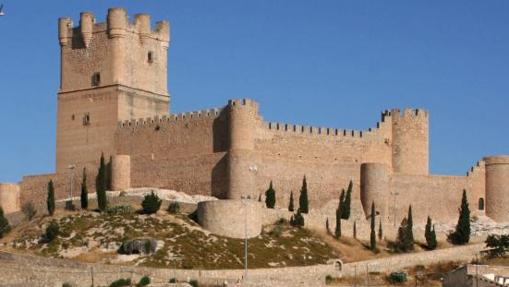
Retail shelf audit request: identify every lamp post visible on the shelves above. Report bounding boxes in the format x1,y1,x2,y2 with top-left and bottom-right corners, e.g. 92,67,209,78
391,191,399,227
68,164,76,209
241,195,248,283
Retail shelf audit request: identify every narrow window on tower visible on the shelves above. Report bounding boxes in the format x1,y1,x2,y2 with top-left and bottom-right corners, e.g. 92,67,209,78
83,113,91,126
148,51,154,63
92,72,101,86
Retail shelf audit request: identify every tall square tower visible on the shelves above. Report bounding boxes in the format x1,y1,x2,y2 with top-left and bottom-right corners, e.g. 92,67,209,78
56,8,170,173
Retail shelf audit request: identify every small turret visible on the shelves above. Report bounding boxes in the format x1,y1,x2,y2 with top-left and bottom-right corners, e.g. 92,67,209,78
484,155,509,222
156,20,170,48
134,13,151,42
390,108,429,175
58,17,72,46
107,7,128,38
79,12,94,48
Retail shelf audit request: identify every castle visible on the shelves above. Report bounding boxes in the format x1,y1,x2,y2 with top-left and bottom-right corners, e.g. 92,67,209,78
0,8,508,236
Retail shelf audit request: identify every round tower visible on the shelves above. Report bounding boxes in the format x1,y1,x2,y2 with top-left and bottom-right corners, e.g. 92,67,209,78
111,155,131,191
107,8,127,84
0,183,20,214
79,12,94,48
390,108,429,175
484,155,509,222
227,99,259,200
134,13,151,41
58,17,72,47
360,163,390,221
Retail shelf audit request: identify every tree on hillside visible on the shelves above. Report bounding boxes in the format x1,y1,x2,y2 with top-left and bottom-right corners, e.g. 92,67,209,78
485,234,509,258
395,217,413,252
290,210,305,228
47,180,55,216
342,180,353,219
335,198,342,239
339,188,345,216
378,218,383,241
96,153,108,211
425,216,437,250
407,205,414,244
299,176,309,214
353,220,357,239
370,202,376,251
326,217,330,234
80,168,88,210
0,207,11,238
288,191,295,212
142,191,162,214
265,181,276,209
448,190,471,245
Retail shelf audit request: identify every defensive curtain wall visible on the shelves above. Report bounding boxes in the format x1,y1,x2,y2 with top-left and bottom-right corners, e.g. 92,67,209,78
1,8,509,241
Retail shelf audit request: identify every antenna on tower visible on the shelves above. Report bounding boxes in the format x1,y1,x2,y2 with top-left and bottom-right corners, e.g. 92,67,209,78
0,4,5,16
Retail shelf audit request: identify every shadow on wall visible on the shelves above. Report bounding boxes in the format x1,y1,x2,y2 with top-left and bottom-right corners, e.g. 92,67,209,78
211,154,228,199
212,110,228,153
211,110,229,199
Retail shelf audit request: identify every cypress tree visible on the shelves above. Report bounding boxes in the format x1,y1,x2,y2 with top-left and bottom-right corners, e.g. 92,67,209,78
339,189,345,216
425,216,437,250
265,181,276,209
378,218,383,241
396,217,413,252
335,199,342,238
80,168,88,210
370,202,376,251
449,190,471,245
47,180,55,216
326,218,330,234
407,205,414,244
288,191,294,212
353,220,357,239
299,176,309,214
0,207,11,238
342,180,353,219
96,153,108,211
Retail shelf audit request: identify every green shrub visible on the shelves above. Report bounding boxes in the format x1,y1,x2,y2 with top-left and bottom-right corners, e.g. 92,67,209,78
298,176,309,213
388,272,407,283
22,202,37,220
106,205,134,215
0,208,11,238
44,220,60,242
141,191,162,214
136,275,150,287
47,180,55,216
290,211,305,228
109,278,131,287
265,181,276,209
80,167,88,210
448,190,471,245
485,234,509,258
425,216,437,250
96,153,108,212
167,201,180,214
325,274,334,284
189,279,199,287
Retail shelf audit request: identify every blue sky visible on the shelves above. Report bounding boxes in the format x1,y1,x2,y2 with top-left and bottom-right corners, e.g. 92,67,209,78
0,1,508,182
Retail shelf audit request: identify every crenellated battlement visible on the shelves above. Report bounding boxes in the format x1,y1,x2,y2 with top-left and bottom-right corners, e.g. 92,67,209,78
466,160,485,177
263,108,396,140
117,108,223,129
58,8,170,47
382,108,428,121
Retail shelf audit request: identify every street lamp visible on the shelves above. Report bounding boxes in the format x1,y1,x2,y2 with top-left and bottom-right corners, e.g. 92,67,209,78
391,191,399,227
240,195,249,283
68,164,76,210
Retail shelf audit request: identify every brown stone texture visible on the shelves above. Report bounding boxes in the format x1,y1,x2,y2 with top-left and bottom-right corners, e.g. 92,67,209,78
13,8,509,227
484,156,509,222
0,183,20,213
197,199,263,238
